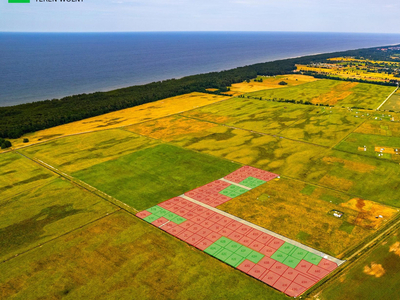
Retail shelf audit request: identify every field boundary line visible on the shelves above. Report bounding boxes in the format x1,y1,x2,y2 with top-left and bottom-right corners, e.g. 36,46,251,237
376,84,399,110
15,151,139,215
1,210,119,264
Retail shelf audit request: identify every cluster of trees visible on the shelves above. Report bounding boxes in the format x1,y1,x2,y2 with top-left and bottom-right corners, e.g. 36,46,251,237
0,138,12,149
1,45,399,139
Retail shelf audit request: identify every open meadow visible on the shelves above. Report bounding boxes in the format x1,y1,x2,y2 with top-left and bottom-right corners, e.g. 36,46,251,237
381,89,400,112
218,177,397,258
319,227,400,300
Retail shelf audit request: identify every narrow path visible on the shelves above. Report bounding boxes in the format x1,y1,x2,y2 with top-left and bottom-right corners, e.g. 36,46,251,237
376,84,399,110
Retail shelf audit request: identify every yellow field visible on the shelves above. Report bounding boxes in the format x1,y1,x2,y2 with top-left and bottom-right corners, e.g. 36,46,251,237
226,74,318,95
10,92,230,148
374,146,400,155
311,81,359,105
297,64,398,82
328,57,400,66
125,115,219,141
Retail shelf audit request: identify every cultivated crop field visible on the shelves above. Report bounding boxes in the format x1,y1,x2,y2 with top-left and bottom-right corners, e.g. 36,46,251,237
3,61,400,299
381,89,400,111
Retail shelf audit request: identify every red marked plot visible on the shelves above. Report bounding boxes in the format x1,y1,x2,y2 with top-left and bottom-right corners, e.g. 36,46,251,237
236,224,252,235
178,198,191,206
285,282,306,298
167,226,185,236
192,215,206,224
282,268,300,281
248,264,267,279
200,210,215,219
257,256,276,270
182,211,197,220
270,261,288,275
226,220,242,231
160,221,177,231
209,213,224,223
158,200,174,209
197,227,212,238
318,258,338,272
188,224,203,233
259,245,277,257
256,233,273,245
220,227,233,237
186,234,203,246
192,206,207,214
273,276,292,293
170,197,185,206
180,220,196,230
261,271,280,286
295,260,313,274
168,205,182,214
136,210,152,219
209,223,223,232
185,202,198,211
177,207,190,216
307,265,330,279
217,216,233,227
228,231,244,242
206,232,222,242
294,274,317,289
200,220,215,229
237,259,256,274
238,236,254,247
176,230,194,241
195,238,214,251
248,240,264,252
151,217,168,227
268,237,285,249
247,228,262,240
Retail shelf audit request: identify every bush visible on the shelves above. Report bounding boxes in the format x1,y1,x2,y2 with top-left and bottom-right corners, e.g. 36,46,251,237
278,81,288,85
1,140,12,149
23,138,29,143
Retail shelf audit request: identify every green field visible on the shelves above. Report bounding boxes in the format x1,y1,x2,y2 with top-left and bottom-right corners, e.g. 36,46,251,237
245,80,393,109
182,97,365,147
0,211,286,300
382,89,400,111
0,178,117,261
72,144,240,210
319,227,400,300
19,129,159,173
0,152,55,199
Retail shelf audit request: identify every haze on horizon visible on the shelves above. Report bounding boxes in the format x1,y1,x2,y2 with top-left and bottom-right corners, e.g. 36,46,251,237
0,0,399,33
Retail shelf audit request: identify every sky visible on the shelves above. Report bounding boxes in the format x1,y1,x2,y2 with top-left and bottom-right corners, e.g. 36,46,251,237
0,0,399,33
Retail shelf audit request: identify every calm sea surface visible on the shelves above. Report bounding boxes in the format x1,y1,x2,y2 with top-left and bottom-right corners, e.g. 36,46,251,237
1,32,400,106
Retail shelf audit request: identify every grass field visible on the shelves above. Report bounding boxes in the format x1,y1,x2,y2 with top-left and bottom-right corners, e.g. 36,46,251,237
19,129,159,173
335,133,400,162
0,152,55,200
72,144,241,210
0,211,287,300
218,177,397,257
245,80,393,109
319,227,400,300
381,89,400,112
182,97,365,147
355,114,400,137
0,178,117,261
11,92,230,148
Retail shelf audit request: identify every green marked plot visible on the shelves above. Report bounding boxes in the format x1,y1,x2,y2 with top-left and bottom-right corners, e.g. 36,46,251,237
291,248,309,260
143,214,159,223
147,205,168,217
239,177,266,189
219,185,249,198
164,211,179,220
205,244,223,256
283,256,301,268
271,251,288,263
225,240,242,252
170,215,186,225
246,251,264,264
304,252,323,265
278,242,296,255
226,253,245,267
235,245,253,257
214,237,232,248
215,249,234,262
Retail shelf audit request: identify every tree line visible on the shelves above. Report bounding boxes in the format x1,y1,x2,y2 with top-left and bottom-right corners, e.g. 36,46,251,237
0,45,399,139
